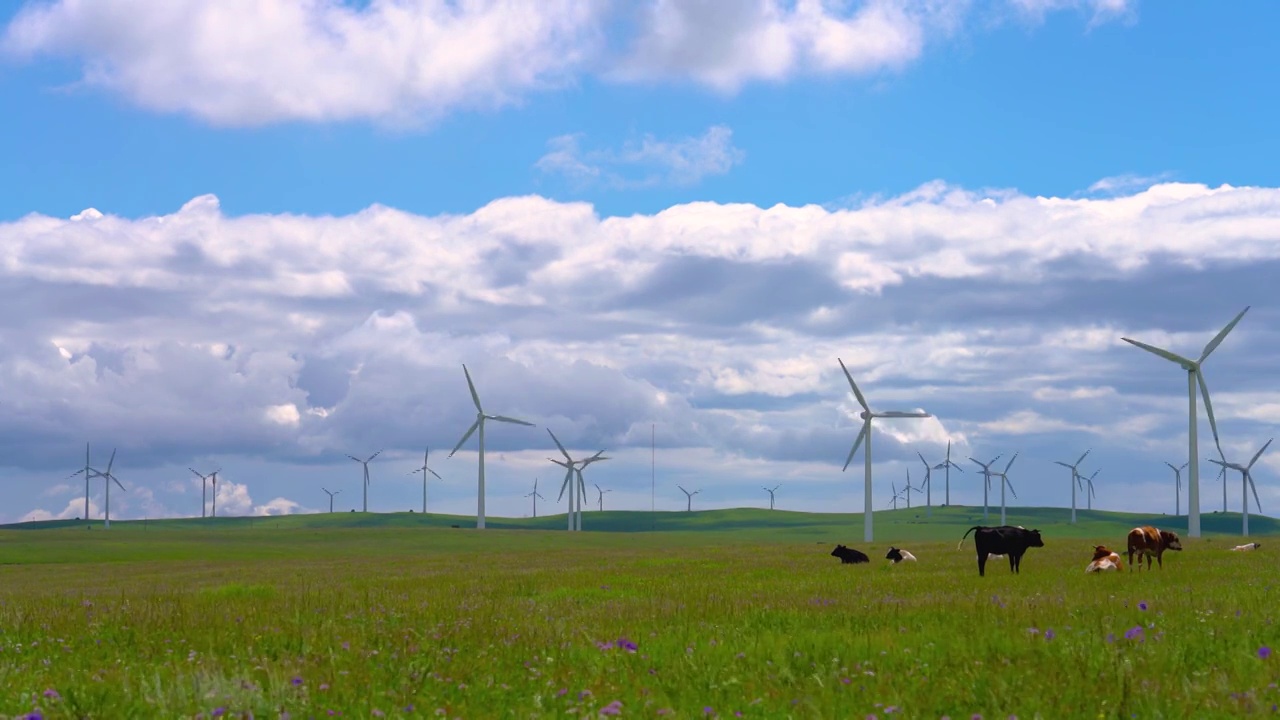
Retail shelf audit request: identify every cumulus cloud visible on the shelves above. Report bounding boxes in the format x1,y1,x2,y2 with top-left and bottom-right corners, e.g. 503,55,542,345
3,178,1280,521
536,125,745,188
2,0,1137,126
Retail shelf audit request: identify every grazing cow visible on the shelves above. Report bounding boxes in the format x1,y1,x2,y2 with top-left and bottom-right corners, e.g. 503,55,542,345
885,547,917,564
1085,545,1123,573
1231,542,1262,552
1126,526,1183,570
830,544,870,564
958,525,1045,576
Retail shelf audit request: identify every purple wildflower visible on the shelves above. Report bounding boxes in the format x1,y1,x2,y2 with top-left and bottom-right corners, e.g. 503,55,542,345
600,701,623,717
1106,633,1116,643
1125,626,1144,641
705,707,715,716
616,637,638,652
1044,629,1055,641
557,689,568,697
886,706,900,714
1260,646,1273,660
212,709,225,717
319,683,329,691
1138,602,1148,611
25,712,43,720
41,690,59,700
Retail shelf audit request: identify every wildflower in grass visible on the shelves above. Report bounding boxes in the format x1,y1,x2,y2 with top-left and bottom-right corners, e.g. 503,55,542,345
212,709,225,717
1260,646,1273,659
1106,633,1116,643
1044,630,1055,641
1138,602,1148,611
1124,626,1144,641
25,711,43,720
557,689,568,697
291,677,303,686
41,689,59,700
704,707,715,716
579,690,592,700
885,705,900,713
599,701,623,717
319,683,329,691
615,637,638,652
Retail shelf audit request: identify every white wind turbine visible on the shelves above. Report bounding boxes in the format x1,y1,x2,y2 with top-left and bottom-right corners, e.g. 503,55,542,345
67,443,103,522
1209,438,1272,537
763,484,781,510
547,428,603,532
989,452,1019,525
98,450,124,528
969,455,1002,521
886,481,903,510
526,478,545,518
1053,449,1091,524
1166,461,1188,517
594,483,612,511
449,364,536,530
575,454,610,526
915,452,935,517
931,440,964,507
678,485,700,512
407,447,442,514
1122,306,1249,537
1080,468,1099,510
189,467,217,518
902,467,924,509
837,358,931,542
346,450,381,513
322,487,341,513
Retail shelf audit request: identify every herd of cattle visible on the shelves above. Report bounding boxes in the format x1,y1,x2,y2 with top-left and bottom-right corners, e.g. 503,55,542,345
830,525,1264,576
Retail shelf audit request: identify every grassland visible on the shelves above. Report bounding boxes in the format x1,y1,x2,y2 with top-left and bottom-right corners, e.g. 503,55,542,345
1,507,1277,718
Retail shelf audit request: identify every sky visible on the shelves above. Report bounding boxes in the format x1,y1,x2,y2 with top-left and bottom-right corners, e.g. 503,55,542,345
1,0,1279,526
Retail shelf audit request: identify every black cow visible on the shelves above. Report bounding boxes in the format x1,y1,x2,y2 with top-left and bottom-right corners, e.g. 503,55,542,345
958,525,1045,576
830,544,870,564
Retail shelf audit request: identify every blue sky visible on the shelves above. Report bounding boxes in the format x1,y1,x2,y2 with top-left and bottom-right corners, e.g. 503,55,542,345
1,0,1279,527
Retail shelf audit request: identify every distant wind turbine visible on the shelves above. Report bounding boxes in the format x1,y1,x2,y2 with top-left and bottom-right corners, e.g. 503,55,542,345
1121,306,1248,537
763,484,780,510
67,443,102,522
837,358,931,543
886,481,903,510
931,440,964,507
1053,449,1091,524
969,455,1002,521
322,487,341,513
915,453,934,517
1209,438,1272,537
189,467,216,518
98,449,124,528
1080,468,1099,510
449,364,535,530
525,478,545,518
346,450,382,513
594,483,612,512
407,447,442,514
989,453,1019,525
1166,461,1189,517
575,454,610,526
547,428,603,532
678,485,700,512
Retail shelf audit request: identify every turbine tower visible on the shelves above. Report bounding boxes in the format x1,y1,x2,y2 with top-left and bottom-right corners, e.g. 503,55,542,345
837,357,931,543
346,451,382,513
1209,438,1272,537
189,467,215,518
969,455,1002,521
68,443,102,522
989,453,1019,525
594,483,612,511
1165,461,1188,517
449,364,535,530
208,471,220,517
322,487,340,513
98,450,124,529
525,478,545,518
915,452,934,517
678,485,700,512
1053,449,1091,524
931,440,964,507
763,484,780,510
407,447,442,514
1121,306,1248,537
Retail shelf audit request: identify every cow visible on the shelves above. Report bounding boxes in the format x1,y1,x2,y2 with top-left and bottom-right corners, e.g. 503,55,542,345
958,525,1045,576
1231,542,1262,552
830,544,870,564
1126,526,1182,570
885,547,917,564
986,553,1005,561
1085,545,1123,573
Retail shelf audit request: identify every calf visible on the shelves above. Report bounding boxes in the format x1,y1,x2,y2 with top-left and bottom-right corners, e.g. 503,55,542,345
1085,544,1123,573
885,547,917,564
1231,542,1262,552
958,525,1045,576
830,544,870,564
1126,526,1182,570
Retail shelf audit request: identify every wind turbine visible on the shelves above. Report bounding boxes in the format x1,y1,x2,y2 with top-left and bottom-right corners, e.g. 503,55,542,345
837,358,931,543
886,481,903,510
1122,306,1248,537
98,450,124,529
1053,449,1091,524
322,487,340,513
915,453,934,517
407,447,442,514
449,364,535,530
931,440,964,507
1080,468,1099,510
1209,438,1272,537
594,483,612,511
68,443,101,521
574,454,609,528
1166,461,1189,517
189,467,216,518
763,484,780,510
209,471,219,517
902,467,924,509
525,478,545,518
969,455,1002,521
547,428,602,532
989,453,1019,525
678,485,700,512
346,451,382,513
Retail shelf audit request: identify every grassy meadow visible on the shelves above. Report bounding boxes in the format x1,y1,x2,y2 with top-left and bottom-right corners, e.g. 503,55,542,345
1,506,1278,718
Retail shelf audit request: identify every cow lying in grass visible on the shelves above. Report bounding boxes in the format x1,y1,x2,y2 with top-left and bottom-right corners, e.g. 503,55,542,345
885,547,917,564
1085,545,1122,573
830,544,870,564
1231,542,1262,552
958,525,1045,576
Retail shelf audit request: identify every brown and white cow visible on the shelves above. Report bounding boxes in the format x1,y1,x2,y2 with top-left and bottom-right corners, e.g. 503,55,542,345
1085,544,1123,573
1126,526,1182,570
1231,542,1262,552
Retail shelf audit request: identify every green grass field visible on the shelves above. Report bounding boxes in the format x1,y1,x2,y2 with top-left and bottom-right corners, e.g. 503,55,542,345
1,506,1277,718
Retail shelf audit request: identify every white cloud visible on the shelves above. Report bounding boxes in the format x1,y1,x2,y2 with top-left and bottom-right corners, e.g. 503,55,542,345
22,497,95,522
265,404,302,427
253,497,307,516
2,0,1137,126
41,482,75,497
536,125,745,188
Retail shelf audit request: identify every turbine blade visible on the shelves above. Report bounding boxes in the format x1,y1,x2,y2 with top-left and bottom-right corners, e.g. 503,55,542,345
1076,449,1091,466
875,411,932,418
1248,473,1263,513
1053,461,1073,469
557,469,572,501
66,469,86,479
547,428,573,462
449,419,481,457
1196,371,1223,455
1121,338,1196,370
1207,458,1228,468
111,474,125,491
1248,438,1274,469
1199,306,1250,364
429,468,442,480
488,415,535,426
1006,479,1017,499
842,423,868,472
346,454,363,463
837,358,870,413
105,449,116,475
367,450,382,462
462,364,483,412
189,467,206,479
1165,462,1178,472
1004,452,1019,473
